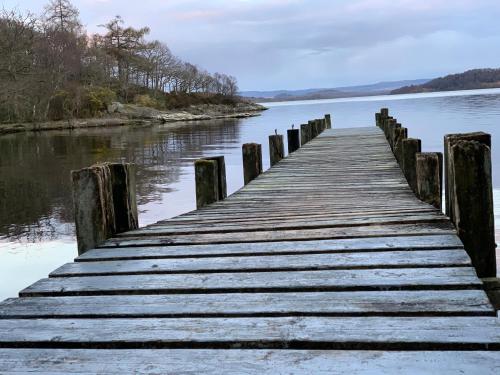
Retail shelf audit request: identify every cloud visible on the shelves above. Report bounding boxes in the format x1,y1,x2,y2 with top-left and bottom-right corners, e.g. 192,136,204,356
4,0,500,90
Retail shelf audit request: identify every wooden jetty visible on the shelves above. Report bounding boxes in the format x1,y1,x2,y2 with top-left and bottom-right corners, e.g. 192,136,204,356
0,113,499,373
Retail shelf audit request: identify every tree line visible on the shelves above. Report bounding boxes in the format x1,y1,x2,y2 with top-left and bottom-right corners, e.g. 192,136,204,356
0,0,239,123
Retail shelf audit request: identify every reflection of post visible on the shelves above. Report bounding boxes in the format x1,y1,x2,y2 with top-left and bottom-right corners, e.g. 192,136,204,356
242,143,263,185
195,159,219,209
450,140,495,278
72,163,138,255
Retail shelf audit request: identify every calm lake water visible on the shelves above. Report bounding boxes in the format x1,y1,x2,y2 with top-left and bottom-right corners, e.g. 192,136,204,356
1,88,500,301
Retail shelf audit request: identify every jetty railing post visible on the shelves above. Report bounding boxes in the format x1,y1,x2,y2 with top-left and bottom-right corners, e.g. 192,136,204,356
390,122,401,150
325,114,332,129
300,124,309,146
444,132,491,222
195,159,219,209
309,120,319,139
380,108,389,120
393,127,408,164
202,156,227,200
416,152,442,209
375,112,381,127
401,138,421,193
242,143,263,185
72,162,138,255
269,133,285,166
287,127,300,153
450,140,495,278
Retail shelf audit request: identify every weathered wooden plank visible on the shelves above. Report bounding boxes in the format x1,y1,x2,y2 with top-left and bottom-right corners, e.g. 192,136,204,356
1,349,499,374
0,316,499,349
52,250,471,277
20,267,482,297
0,290,493,319
78,235,464,261
103,222,456,247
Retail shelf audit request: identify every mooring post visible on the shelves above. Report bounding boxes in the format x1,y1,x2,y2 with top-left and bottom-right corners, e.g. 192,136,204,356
444,132,491,221
393,127,408,164
269,133,285,166
195,159,219,209
72,162,138,255
389,122,402,150
380,108,389,119
242,143,263,185
300,124,309,146
450,140,495,278
202,156,227,200
325,114,332,129
386,119,397,142
375,112,381,127
287,127,300,153
401,138,421,193
309,120,319,139
416,152,442,209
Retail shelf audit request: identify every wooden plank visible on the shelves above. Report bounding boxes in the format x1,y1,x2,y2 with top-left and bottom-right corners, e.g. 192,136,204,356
77,235,464,262
20,267,482,297
103,222,456,247
0,349,499,374
51,250,471,277
0,290,494,318
0,316,499,349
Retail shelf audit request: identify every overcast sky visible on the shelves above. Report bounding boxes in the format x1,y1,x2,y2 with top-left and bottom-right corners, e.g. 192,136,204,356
4,0,500,90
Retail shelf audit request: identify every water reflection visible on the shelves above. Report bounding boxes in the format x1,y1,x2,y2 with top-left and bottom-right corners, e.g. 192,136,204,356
1,88,500,300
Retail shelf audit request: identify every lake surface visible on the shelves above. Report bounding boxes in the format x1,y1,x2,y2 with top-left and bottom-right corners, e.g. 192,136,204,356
1,88,500,301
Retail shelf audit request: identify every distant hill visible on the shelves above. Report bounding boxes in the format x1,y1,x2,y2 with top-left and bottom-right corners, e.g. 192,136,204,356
240,79,430,102
392,69,500,94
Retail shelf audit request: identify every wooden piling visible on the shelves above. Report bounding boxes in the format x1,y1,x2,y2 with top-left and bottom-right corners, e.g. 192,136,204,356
401,138,421,193
325,114,332,129
300,124,309,146
393,127,408,164
269,134,285,166
380,108,389,119
309,120,319,139
195,159,219,209
389,122,401,150
375,113,381,128
72,163,138,255
287,128,300,153
202,156,227,200
416,152,442,209
450,140,495,278
242,143,263,185
444,132,491,221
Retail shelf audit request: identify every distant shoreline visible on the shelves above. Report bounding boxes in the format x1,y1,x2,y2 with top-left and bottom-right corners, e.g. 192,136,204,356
0,103,266,136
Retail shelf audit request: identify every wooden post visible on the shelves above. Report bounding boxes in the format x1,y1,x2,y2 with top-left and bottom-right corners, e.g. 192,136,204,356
202,156,227,200
386,119,396,141
416,152,442,209
444,132,491,222
389,122,401,150
300,124,309,146
269,134,285,166
393,127,408,164
450,140,495,278
287,128,300,153
309,120,319,139
72,163,138,255
242,143,263,185
375,113,381,127
380,108,389,119
319,119,326,133
325,114,332,129
195,159,219,209
401,138,421,193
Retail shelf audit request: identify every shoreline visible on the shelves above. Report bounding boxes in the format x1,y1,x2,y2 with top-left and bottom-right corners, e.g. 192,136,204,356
0,102,266,136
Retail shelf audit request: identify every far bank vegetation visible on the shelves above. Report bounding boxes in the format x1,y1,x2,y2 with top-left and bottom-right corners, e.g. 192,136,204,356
0,0,240,124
